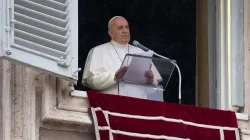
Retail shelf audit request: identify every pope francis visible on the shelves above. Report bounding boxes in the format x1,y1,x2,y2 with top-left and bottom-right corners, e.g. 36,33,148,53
82,16,162,100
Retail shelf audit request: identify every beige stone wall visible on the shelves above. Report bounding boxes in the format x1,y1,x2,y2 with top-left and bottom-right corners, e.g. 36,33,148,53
237,0,250,139
0,59,95,140
40,128,94,140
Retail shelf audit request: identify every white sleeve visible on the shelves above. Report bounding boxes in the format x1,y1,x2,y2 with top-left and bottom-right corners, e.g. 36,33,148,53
82,47,116,90
85,72,116,90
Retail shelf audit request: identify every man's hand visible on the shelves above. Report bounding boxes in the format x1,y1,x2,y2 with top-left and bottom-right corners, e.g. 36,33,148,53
145,64,154,84
115,66,128,80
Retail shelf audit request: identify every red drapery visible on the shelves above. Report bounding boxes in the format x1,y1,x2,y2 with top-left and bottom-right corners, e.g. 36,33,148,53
87,91,239,140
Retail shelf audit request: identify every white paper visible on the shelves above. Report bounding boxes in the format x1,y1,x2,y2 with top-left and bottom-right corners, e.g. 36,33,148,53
123,51,154,83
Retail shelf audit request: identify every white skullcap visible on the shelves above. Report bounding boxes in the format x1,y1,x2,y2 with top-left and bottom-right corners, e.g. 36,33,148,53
108,16,126,30
108,16,123,25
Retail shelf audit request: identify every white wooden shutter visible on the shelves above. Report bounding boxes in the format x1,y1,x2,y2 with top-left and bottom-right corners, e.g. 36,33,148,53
0,0,79,81
0,0,7,56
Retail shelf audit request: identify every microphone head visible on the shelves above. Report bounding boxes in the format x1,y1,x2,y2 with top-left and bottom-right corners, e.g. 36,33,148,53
133,40,139,46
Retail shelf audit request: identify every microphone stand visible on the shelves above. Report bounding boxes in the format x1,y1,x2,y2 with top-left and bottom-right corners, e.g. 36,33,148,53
148,50,182,104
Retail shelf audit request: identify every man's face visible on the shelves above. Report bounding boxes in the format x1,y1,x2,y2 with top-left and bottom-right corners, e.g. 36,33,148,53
109,17,130,45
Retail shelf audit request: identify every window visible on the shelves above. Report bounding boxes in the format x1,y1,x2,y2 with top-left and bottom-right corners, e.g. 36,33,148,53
75,0,196,104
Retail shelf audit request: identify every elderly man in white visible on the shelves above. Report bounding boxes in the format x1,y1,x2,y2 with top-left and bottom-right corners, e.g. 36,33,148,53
82,16,162,100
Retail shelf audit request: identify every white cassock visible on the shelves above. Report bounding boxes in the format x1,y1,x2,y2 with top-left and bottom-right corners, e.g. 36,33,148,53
82,40,163,100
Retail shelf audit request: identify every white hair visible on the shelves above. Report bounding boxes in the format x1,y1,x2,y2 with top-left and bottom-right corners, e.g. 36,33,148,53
108,16,124,31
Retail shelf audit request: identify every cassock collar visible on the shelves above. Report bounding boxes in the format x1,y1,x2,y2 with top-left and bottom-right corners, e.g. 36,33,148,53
110,40,129,48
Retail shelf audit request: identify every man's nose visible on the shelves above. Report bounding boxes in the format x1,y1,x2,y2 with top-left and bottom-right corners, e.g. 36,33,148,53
122,28,128,33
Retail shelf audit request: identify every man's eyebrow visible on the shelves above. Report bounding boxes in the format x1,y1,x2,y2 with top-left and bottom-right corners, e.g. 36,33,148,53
116,25,124,28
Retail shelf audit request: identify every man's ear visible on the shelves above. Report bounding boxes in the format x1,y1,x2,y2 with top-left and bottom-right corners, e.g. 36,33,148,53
108,30,113,38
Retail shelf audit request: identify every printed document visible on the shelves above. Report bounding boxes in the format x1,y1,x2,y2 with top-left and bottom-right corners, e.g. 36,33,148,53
123,51,154,83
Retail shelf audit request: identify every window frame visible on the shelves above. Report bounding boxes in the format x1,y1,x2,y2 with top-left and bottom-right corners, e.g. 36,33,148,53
208,0,244,110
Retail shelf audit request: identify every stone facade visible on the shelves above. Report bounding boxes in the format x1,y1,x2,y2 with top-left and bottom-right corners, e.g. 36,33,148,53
0,60,95,140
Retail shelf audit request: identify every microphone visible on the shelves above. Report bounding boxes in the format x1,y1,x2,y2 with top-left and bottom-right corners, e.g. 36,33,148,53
132,40,150,52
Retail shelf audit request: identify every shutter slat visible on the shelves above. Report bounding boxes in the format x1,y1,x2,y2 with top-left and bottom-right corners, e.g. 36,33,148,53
14,37,67,58
30,0,68,11
15,21,68,44
15,4,68,28
15,0,67,19
54,0,67,4
14,13,68,35
15,29,68,52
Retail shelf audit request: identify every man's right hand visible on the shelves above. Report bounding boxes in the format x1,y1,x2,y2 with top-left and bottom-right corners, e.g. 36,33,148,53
115,66,128,80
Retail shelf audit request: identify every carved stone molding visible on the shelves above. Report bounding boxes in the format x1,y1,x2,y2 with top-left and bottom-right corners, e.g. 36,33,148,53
56,78,90,113
39,74,93,133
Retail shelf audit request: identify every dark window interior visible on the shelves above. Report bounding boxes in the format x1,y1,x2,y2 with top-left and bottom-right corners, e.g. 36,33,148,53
76,0,196,105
